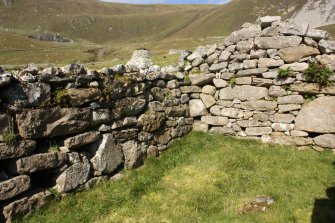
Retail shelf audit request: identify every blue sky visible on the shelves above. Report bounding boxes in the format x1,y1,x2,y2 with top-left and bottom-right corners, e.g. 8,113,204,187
102,0,228,4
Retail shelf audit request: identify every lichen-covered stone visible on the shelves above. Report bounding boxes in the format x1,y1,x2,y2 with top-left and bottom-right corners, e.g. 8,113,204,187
0,140,36,160
0,175,31,201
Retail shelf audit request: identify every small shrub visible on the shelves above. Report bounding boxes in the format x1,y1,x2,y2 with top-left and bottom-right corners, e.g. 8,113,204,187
303,94,317,103
282,85,290,91
228,76,236,87
184,75,190,83
278,67,293,79
304,62,333,86
53,88,69,106
1,114,18,146
48,140,59,153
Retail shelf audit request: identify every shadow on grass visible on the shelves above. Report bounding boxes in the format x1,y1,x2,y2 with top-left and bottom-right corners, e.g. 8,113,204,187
311,162,335,223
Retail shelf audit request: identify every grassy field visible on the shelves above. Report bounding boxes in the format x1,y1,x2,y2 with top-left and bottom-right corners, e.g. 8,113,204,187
16,132,335,223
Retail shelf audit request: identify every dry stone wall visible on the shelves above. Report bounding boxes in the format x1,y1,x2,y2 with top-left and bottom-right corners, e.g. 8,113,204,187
1,15,335,222
181,16,335,150
0,61,192,222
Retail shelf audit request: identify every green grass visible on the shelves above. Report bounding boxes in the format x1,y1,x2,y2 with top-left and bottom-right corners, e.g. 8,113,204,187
16,132,335,223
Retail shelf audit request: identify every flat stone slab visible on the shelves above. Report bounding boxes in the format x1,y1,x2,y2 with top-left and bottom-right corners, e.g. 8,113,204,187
0,175,31,201
254,36,302,49
0,140,36,160
295,96,335,133
219,86,268,101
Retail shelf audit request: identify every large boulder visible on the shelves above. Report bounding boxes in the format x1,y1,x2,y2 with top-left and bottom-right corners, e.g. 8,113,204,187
89,134,123,174
0,140,36,160
254,36,302,49
224,25,262,46
0,175,31,201
16,108,91,139
219,86,268,101
278,46,320,63
55,156,90,193
9,152,68,174
295,97,335,133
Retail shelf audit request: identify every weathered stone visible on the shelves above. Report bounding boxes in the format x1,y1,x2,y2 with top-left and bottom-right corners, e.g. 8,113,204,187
273,77,295,86
126,49,153,69
0,175,30,201
313,134,335,149
113,129,139,143
201,116,229,126
254,113,269,122
189,73,215,86
271,123,294,132
213,78,228,88
0,72,12,87
250,49,267,59
0,140,36,160
218,50,232,62
277,95,303,105
89,134,123,174
318,39,335,54
245,127,272,136
3,190,52,222
202,85,216,95
114,97,146,117
236,40,254,53
64,131,101,150
306,28,329,41
269,114,295,123
295,96,335,133
16,108,91,139
240,100,277,111
224,25,261,46
56,156,90,193
262,71,278,79
304,37,318,48
256,16,281,28
138,113,166,132
206,53,219,65
193,122,209,132
237,68,268,77
220,86,268,101
209,62,228,72
278,46,320,63
209,127,235,135
279,63,309,72
166,104,188,117
122,140,145,169
66,88,101,107
1,82,51,108
237,120,260,128
150,87,165,101
92,109,111,125
254,36,302,49
200,93,216,108
280,22,309,36
236,77,252,85
180,86,202,93
221,108,244,118
291,130,309,137
209,105,221,116
252,78,273,87
270,136,313,146
278,104,301,113
258,58,284,68
269,85,287,97
243,60,258,69
290,83,335,95
9,152,67,174
228,62,244,72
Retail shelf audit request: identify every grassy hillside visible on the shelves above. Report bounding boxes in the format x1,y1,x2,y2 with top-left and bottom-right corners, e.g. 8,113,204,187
0,0,215,44
16,132,335,223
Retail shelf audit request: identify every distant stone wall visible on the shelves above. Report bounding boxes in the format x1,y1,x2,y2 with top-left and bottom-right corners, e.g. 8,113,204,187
1,15,335,222
180,16,335,150
0,62,192,222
